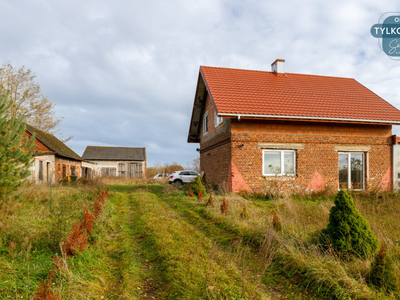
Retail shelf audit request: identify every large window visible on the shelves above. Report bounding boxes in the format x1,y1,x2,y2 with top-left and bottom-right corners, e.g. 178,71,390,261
338,152,364,190
263,150,296,176
203,111,209,135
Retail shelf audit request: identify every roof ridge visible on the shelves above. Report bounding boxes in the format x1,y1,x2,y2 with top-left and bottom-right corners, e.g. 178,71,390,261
200,65,355,80
85,146,145,149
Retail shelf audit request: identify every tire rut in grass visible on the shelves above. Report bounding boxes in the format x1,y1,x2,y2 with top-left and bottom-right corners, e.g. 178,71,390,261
128,191,275,299
103,193,163,299
158,192,313,300
117,188,313,300
163,198,243,248
103,210,132,298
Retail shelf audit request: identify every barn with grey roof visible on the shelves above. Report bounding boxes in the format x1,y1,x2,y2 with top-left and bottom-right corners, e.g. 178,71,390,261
82,146,146,178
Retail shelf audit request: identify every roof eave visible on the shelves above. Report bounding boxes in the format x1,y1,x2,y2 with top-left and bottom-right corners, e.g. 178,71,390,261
82,158,145,161
187,67,209,143
56,154,83,161
219,113,400,125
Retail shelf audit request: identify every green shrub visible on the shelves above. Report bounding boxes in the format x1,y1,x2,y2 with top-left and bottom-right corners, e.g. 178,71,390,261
190,176,206,197
368,244,397,292
320,190,379,258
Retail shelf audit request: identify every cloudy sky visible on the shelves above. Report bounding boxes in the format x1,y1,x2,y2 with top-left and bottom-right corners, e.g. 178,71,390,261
2,0,400,166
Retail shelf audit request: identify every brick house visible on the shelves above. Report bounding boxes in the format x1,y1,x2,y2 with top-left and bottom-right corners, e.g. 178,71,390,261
82,146,146,178
24,124,83,182
187,59,400,193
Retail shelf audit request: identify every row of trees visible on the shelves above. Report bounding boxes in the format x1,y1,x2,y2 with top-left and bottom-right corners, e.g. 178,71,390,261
147,162,185,178
146,158,200,178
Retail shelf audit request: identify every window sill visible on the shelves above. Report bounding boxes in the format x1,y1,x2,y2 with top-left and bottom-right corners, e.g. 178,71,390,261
263,175,296,181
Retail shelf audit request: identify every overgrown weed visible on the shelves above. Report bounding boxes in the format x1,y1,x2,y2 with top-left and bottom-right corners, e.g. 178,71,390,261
177,188,400,299
0,181,106,298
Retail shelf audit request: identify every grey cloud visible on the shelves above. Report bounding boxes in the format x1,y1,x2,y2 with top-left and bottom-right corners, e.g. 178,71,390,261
1,0,400,166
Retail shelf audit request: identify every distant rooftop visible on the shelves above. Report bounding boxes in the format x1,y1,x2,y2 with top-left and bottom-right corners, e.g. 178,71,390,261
26,124,82,161
82,146,146,161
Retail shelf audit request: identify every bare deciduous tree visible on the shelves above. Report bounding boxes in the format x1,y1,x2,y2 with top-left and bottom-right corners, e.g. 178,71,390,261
0,62,61,133
186,157,200,173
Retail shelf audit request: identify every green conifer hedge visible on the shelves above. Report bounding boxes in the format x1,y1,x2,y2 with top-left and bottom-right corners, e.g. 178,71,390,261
320,190,379,258
190,176,206,197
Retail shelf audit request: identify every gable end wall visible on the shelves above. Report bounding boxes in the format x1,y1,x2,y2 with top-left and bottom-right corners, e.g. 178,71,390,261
200,94,231,188
23,131,52,152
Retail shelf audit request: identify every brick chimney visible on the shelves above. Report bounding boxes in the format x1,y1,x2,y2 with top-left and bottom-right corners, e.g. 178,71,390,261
271,59,285,74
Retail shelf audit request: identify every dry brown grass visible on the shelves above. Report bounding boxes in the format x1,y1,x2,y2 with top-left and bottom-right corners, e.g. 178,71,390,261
34,273,62,300
188,186,194,197
64,222,88,256
93,197,103,218
197,188,203,201
79,205,95,235
272,212,282,232
220,196,228,214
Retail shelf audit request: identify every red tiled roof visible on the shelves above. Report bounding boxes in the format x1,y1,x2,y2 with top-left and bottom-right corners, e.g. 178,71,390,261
200,66,400,123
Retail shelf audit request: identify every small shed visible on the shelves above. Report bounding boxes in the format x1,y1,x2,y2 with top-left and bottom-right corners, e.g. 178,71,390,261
82,146,146,178
24,124,83,182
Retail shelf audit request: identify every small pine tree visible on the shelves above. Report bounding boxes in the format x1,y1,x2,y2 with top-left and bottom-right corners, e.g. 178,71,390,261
197,188,203,201
368,244,397,292
320,190,379,258
188,186,194,197
0,92,36,199
206,191,214,207
272,212,282,231
191,176,206,197
220,196,228,214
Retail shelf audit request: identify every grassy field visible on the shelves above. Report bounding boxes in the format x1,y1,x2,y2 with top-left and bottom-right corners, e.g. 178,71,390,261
0,179,400,299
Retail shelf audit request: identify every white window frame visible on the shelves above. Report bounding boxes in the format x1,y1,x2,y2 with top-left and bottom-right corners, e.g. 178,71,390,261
262,149,296,176
203,111,209,136
338,152,365,191
214,111,223,127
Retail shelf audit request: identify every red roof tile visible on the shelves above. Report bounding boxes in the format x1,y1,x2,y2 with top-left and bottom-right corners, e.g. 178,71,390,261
200,66,400,124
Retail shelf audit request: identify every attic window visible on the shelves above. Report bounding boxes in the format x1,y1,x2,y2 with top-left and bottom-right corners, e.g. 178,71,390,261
214,112,223,127
203,111,209,136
